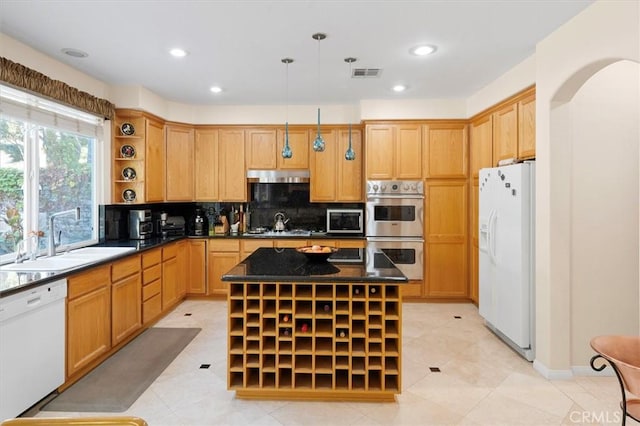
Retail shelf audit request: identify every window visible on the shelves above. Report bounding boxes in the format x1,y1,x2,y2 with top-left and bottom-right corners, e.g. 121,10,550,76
0,84,104,262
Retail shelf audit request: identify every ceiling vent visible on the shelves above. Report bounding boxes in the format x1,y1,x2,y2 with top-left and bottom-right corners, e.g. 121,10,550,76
352,68,382,78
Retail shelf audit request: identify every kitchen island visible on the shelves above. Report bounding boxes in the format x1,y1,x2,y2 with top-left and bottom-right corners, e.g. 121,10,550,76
222,247,407,402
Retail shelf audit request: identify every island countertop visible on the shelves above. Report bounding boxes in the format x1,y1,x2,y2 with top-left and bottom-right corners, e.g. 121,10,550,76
222,247,407,283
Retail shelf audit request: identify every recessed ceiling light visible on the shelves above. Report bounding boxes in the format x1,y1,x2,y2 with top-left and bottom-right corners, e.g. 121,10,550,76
410,45,436,56
61,48,88,58
169,48,188,58
392,85,407,93
210,86,222,94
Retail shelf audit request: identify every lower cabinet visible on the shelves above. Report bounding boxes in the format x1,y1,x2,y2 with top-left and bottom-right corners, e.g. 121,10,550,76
162,244,180,309
142,248,162,325
111,255,142,346
66,265,111,378
187,239,207,294
207,239,240,296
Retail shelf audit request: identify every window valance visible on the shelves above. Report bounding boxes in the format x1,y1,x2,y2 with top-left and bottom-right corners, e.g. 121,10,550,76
0,56,114,120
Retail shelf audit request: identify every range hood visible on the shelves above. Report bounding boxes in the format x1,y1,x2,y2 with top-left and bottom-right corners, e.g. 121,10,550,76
246,169,310,183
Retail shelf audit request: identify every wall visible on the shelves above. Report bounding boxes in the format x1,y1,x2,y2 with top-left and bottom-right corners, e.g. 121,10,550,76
534,0,640,377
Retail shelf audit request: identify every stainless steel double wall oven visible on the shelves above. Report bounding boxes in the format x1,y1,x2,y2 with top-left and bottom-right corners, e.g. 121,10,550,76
366,180,424,280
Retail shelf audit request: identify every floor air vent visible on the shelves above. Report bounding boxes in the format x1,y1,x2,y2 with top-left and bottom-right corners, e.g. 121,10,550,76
352,68,382,78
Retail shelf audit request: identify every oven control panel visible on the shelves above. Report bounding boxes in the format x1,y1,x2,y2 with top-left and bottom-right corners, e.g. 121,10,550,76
366,180,424,196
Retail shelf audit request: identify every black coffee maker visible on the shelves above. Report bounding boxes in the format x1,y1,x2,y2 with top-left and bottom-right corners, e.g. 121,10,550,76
189,208,209,236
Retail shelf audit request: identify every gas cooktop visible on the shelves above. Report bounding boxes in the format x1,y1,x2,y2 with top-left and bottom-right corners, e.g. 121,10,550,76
244,229,327,238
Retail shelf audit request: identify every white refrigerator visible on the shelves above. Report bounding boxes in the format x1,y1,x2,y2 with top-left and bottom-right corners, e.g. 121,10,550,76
478,162,535,361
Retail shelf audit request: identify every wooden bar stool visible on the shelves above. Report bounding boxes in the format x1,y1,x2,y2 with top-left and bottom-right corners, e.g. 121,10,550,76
590,335,640,426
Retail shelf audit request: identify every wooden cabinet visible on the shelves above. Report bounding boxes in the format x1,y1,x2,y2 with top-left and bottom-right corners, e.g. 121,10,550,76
518,93,536,159
162,243,180,309
240,239,274,260
277,127,309,169
423,122,468,178
245,128,277,169
141,248,162,325
310,127,363,202
165,124,195,201
470,114,493,179
208,239,240,296
219,129,247,201
425,180,468,298
194,128,219,201
365,123,422,179
187,239,207,294
175,239,188,299
111,255,142,346
492,87,536,165
66,265,111,378
145,118,165,202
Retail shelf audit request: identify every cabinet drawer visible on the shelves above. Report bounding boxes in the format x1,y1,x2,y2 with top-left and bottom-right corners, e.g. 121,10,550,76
111,255,141,282
142,248,162,268
142,279,161,301
143,293,162,324
208,239,240,252
143,263,161,284
162,243,178,260
337,239,366,249
240,239,274,253
67,265,110,300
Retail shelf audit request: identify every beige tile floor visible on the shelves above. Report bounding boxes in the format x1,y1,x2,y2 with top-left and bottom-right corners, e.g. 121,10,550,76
36,300,624,426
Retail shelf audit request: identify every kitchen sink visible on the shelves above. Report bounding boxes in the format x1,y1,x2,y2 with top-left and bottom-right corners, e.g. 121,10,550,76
0,246,136,272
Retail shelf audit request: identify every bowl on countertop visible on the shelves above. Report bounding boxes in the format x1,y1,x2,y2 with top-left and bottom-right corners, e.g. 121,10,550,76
296,245,338,262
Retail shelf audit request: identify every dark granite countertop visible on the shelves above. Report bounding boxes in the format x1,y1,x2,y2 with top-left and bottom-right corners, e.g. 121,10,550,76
222,248,407,283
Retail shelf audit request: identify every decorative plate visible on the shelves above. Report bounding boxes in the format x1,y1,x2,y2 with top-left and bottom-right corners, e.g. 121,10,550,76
122,167,136,181
120,122,135,136
120,144,135,158
122,189,137,203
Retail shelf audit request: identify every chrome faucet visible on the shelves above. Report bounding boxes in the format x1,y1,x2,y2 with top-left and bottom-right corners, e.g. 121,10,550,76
48,207,80,257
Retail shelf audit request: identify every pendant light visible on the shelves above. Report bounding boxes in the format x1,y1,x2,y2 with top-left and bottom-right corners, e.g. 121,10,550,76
281,58,293,159
344,57,357,161
312,32,326,152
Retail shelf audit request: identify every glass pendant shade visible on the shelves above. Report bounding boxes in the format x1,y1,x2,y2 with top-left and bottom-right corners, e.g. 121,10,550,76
313,107,325,152
345,123,356,160
282,121,292,158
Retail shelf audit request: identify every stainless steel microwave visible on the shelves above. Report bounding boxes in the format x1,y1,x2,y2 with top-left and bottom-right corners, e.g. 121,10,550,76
326,209,364,234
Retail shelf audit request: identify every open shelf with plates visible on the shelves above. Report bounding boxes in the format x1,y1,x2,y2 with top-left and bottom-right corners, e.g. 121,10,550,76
227,281,402,401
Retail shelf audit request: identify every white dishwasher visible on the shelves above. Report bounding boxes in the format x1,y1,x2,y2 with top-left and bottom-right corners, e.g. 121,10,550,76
0,279,67,420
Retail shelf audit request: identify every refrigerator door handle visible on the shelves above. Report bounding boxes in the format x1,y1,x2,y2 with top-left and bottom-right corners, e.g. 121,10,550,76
488,209,497,264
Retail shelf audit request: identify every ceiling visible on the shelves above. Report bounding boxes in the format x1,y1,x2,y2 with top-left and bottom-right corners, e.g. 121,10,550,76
0,0,594,106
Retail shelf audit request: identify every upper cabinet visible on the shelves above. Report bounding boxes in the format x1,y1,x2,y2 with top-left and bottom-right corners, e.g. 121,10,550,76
470,114,493,179
365,123,422,180
165,124,195,201
145,118,165,202
194,128,219,201
245,128,277,169
336,128,363,201
423,122,468,178
218,129,247,201
277,127,309,169
492,86,536,165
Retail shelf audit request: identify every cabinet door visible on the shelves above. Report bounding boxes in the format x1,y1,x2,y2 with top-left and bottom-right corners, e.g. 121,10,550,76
277,127,309,169
67,277,110,377
365,125,395,179
246,128,277,169
195,128,219,201
219,129,247,201
337,128,363,201
207,251,239,296
423,123,468,178
162,255,179,310
470,114,493,178
310,129,337,202
518,93,536,159
493,103,518,165
395,124,423,179
425,180,468,298
187,239,207,294
176,240,188,298
165,124,195,201
112,273,142,345
145,118,165,202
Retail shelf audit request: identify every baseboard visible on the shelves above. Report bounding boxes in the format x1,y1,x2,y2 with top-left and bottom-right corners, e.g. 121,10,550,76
571,365,615,377
533,359,573,379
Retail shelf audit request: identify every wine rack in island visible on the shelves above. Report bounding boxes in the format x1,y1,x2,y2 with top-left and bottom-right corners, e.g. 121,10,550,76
227,282,401,401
